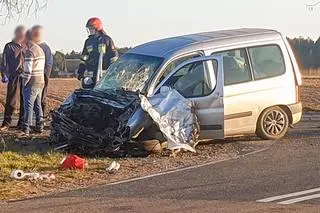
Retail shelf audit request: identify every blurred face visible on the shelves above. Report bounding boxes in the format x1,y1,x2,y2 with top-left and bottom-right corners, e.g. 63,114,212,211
86,27,97,36
31,27,44,43
14,27,26,42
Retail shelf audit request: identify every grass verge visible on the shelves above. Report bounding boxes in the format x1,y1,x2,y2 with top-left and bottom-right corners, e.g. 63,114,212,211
0,130,113,201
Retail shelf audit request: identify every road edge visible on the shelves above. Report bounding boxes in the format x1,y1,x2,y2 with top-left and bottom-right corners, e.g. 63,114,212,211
105,147,271,187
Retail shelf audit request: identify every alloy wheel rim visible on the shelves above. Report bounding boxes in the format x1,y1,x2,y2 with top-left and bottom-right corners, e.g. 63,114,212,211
263,110,285,136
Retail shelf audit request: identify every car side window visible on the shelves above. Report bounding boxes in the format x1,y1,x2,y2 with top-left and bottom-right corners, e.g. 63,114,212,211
212,49,252,86
248,45,286,80
163,60,215,98
155,54,201,87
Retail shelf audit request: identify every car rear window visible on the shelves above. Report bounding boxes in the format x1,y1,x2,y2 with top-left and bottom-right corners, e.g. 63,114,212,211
248,45,286,80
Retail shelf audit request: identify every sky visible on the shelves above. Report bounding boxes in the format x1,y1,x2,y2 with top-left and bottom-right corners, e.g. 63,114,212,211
0,0,320,52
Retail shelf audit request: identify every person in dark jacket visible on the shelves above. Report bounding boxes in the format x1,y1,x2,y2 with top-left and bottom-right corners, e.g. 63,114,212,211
31,25,53,118
78,17,118,89
0,25,26,131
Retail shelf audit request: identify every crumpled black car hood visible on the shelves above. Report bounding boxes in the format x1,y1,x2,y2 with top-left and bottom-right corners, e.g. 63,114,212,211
50,89,141,155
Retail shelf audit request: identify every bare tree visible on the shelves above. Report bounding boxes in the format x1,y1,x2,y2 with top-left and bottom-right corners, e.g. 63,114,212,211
0,0,47,23
306,1,320,10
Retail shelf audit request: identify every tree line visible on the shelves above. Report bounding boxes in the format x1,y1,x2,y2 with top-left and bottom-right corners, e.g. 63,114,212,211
287,37,320,69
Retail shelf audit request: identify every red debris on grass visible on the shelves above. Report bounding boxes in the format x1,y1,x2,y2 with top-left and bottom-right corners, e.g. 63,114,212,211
61,155,86,170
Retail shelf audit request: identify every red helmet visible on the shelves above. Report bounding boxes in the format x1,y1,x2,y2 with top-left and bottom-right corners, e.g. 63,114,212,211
86,17,103,31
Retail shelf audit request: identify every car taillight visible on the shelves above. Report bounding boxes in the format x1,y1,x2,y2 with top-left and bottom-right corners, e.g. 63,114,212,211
296,85,301,103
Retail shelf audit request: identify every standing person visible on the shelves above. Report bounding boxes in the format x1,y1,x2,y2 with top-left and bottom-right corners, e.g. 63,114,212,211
77,17,118,89
31,25,53,118
21,30,45,136
0,25,26,131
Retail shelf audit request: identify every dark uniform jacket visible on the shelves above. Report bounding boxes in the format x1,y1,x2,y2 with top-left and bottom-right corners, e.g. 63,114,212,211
78,33,118,77
0,41,25,79
39,42,53,77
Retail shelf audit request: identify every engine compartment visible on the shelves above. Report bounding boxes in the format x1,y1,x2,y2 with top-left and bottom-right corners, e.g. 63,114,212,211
50,89,140,155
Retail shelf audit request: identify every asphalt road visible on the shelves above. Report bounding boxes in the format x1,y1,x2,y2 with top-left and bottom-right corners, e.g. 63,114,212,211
1,116,320,213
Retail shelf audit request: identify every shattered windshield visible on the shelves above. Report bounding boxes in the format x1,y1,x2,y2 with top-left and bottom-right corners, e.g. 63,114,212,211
95,53,163,93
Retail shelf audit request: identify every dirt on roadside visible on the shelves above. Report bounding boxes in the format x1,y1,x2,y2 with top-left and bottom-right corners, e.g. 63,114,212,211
302,78,320,111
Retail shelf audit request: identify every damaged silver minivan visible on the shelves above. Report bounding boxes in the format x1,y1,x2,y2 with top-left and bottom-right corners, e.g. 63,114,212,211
51,28,302,154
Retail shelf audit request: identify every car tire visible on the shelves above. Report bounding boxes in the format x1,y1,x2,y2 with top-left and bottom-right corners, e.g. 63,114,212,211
256,106,289,140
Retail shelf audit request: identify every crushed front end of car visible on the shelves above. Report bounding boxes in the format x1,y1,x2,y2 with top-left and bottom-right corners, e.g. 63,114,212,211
50,89,141,155
51,53,165,156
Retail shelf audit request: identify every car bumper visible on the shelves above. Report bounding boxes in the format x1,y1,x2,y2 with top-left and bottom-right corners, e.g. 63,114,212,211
288,102,302,125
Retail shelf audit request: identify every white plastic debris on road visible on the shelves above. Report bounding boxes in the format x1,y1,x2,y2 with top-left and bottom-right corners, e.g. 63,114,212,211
106,161,120,173
140,88,200,153
10,169,56,181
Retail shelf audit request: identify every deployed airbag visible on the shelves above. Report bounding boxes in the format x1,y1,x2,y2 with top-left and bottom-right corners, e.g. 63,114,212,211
140,88,200,152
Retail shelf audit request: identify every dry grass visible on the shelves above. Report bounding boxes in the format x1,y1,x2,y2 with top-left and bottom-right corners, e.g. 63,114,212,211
0,131,112,201
0,153,110,201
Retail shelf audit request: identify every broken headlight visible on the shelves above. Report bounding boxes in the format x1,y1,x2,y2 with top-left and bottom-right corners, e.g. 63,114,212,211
83,77,93,86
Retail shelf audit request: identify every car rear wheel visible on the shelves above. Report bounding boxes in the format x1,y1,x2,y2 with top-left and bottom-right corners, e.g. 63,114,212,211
256,106,289,140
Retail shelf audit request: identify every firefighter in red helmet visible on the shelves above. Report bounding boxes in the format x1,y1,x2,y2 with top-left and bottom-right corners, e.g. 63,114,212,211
78,17,118,89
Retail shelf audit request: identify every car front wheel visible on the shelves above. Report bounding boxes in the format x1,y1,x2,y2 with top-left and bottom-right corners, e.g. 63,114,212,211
256,106,289,140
